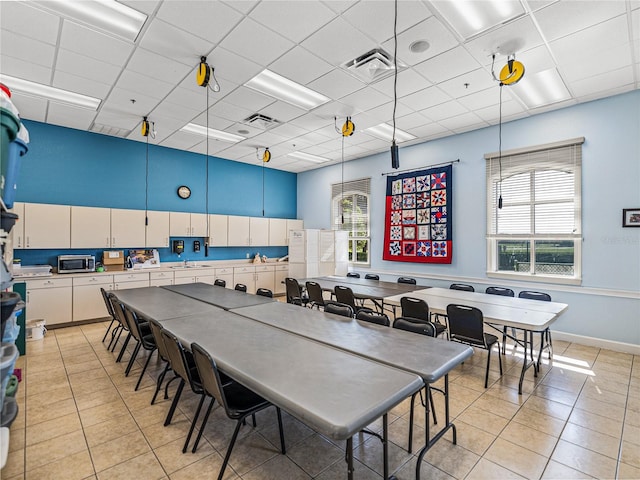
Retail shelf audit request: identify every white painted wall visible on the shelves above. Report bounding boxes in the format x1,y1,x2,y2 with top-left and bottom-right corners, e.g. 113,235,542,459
298,90,640,348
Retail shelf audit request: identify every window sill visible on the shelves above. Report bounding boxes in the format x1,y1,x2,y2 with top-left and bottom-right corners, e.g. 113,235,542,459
487,271,582,286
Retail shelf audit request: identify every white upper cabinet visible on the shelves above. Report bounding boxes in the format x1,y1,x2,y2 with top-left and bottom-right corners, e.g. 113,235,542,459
169,212,191,237
24,203,70,249
250,217,269,246
111,208,145,248
286,219,304,245
227,216,250,246
209,214,228,247
190,213,208,237
10,202,24,248
145,210,170,247
268,218,287,246
71,206,111,248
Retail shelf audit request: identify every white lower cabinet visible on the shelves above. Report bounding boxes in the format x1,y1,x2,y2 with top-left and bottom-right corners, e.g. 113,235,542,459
173,269,216,285
72,275,113,321
113,272,150,290
214,267,233,289
255,265,275,293
274,264,288,295
233,265,275,294
150,271,173,286
26,278,73,325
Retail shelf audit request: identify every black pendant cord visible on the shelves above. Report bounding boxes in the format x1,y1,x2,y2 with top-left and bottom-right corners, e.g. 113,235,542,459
145,133,149,226
205,83,210,255
392,0,398,146
262,160,265,217
341,134,345,225
498,84,503,209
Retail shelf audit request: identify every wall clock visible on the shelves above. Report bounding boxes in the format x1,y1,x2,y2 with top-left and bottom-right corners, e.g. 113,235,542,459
177,185,191,199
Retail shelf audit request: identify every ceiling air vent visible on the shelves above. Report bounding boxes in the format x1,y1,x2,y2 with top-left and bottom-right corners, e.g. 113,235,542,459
342,47,406,83
243,113,280,130
90,123,131,138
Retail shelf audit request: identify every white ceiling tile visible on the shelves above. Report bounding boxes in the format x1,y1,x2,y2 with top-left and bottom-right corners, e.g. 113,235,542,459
218,18,294,66
0,1,59,45
322,1,358,15
53,70,111,99
381,16,459,66
395,111,431,130
162,85,207,115
301,16,377,66
208,47,263,86
438,112,486,132
1,30,55,69
413,46,481,84
437,68,495,99
115,69,175,101
342,1,432,45
420,100,469,121
474,99,526,123
118,1,159,16
269,47,333,86
207,101,254,123
288,112,334,131
127,115,186,143
127,48,192,86
573,83,635,104
339,87,392,114
221,0,259,15
159,131,203,150
248,130,290,147
188,139,230,156
364,101,412,124
9,94,47,122
511,44,556,75
59,20,133,67
250,1,336,44
406,122,451,140
56,49,122,85
399,86,452,111
46,102,96,130
270,122,310,140
457,87,500,111
225,122,263,139
259,101,307,123
0,55,52,84
223,86,275,113
311,101,356,121
93,110,140,131
569,65,635,98
138,19,214,67
156,1,242,45
533,0,627,42
308,70,366,100
104,86,160,117
370,68,432,98
561,43,633,83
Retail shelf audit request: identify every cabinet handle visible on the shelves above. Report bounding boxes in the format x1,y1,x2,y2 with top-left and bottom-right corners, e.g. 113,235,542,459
26,236,30,247
106,237,110,247
112,237,116,246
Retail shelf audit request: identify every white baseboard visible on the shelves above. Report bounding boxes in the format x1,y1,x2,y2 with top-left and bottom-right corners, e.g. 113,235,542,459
553,331,640,356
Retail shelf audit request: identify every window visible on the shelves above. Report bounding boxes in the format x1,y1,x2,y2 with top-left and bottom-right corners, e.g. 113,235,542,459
332,178,370,265
485,137,583,284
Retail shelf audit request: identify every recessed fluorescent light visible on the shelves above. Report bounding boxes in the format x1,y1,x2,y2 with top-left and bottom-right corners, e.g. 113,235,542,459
431,0,524,39
180,123,246,143
287,151,331,163
0,74,101,110
364,123,416,143
510,68,571,108
30,0,147,42
245,69,330,111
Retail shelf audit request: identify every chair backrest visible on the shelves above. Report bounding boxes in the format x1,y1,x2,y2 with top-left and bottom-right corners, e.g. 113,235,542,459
256,288,273,298
446,304,486,347
305,281,325,306
346,272,360,278
234,284,247,292
191,342,232,417
518,290,551,302
400,296,429,321
450,283,474,292
486,286,515,297
108,294,128,328
160,328,199,390
323,301,354,318
285,278,302,304
148,319,169,361
214,279,226,288
393,317,436,337
356,310,390,326
334,285,357,311
364,274,379,280
397,277,417,285
122,304,143,341
100,287,116,318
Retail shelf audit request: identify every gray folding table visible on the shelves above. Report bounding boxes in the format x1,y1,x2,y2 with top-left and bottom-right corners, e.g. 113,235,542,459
162,282,276,310
232,301,473,479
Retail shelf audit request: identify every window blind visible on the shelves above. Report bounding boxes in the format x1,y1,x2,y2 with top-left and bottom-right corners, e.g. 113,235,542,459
331,178,371,235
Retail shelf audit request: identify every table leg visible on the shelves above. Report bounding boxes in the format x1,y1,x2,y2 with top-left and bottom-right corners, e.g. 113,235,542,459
346,437,353,480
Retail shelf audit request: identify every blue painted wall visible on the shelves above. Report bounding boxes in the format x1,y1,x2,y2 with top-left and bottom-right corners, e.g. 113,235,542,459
298,90,640,346
13,120,296,264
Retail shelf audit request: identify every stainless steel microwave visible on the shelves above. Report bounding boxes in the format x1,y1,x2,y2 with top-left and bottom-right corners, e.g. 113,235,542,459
58,255,95,273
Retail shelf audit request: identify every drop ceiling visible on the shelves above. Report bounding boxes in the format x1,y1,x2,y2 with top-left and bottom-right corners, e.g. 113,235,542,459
1,0,638,173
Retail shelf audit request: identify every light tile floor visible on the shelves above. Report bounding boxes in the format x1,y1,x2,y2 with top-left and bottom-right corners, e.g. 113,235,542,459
3,320,639,480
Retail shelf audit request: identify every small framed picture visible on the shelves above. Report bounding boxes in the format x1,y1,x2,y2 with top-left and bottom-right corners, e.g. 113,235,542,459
622,208,640,227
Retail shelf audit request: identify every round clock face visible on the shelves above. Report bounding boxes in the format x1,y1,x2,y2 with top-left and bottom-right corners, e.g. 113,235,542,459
177,185,191,199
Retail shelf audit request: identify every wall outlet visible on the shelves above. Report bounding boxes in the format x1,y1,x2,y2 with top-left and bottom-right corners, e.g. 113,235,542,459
246,253,250,259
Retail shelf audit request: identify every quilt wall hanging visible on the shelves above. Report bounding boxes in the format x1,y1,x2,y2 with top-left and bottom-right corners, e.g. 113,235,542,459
383,164,452,264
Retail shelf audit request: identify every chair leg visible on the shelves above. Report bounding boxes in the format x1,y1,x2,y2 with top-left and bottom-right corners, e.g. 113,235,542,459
276,407,286,454
107,325,119,350
502,326,507,354
109,325,123,352
135,348,156,391
251,413,256,427
164,374,180,400
125,341,141,376
183,394,206,453
164,379,185,426
116,332,131,362
151,362,170,405
485,347,492,388
217,419,244,480
102,319,116,343
192,397,216,454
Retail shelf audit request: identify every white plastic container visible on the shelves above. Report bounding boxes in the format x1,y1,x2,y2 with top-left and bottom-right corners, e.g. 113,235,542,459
26,319,46,341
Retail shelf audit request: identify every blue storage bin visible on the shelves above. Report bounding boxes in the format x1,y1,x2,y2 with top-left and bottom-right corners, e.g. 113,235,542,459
0,343,18,414
1,316,19,345
3,137,27,209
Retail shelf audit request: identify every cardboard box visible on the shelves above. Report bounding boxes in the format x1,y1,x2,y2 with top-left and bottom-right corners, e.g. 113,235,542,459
103,250,125,271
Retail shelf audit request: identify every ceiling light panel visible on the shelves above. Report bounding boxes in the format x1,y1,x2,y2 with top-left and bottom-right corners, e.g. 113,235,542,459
30,0,147,42
0,74,101,110
364,123,416,143
429,0,525,39
287,151,331,163
245,70,330,110
180,123,246,143
509,68,571,108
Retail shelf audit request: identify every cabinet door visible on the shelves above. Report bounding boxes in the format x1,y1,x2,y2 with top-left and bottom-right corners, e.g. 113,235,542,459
250,217,269,246
169,212,190,236
274,265,288,295
26,287,72,325
190,213,208,237
111,208,145,248
268,218,287,246
73,282,114,321
150,271,173,286
194,275,215,285
233,271,255,294
71,206,111,248
9,202,24,248
255,270,275,293
227,216,250,246
146,210,170,247
215,273,234,289
209,214,228,246
286,219,304,245
24,203,71,249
